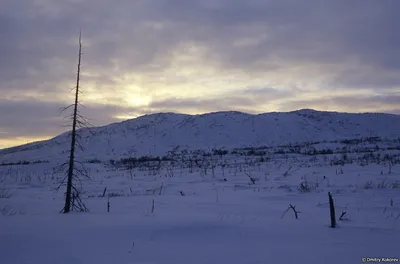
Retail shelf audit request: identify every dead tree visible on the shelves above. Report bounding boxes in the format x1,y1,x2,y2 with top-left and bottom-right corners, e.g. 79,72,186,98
328,192,336,228
55,31,91,213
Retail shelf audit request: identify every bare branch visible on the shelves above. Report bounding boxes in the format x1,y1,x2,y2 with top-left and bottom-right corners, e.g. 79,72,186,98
281,204,300,219
58,104,75,116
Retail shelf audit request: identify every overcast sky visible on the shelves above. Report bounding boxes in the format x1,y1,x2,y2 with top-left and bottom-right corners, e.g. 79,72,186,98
1,0,399,148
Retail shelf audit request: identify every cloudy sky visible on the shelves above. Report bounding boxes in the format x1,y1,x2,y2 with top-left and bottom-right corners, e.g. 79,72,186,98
1,0,400,148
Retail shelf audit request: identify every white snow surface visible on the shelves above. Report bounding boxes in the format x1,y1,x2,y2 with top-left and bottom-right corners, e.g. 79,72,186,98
0,109,400,264
1,155,400,263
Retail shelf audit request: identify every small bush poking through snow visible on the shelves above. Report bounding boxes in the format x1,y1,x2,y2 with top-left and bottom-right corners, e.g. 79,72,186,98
86,159,102,164
0,188,12,198
278,184,293,192
107,192,126,198
0,205,19,216
361,180,400,190
391,181,400,189
298,180,316,193
377,179,388,189
363,181,374,189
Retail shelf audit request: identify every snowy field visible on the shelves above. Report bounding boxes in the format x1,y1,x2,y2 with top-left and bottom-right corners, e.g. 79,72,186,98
1,153,400,264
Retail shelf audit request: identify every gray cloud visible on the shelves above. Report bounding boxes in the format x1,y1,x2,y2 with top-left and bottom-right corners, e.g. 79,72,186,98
148,86,291,113
279,94,400,113
0,98,140,139
148,0,400,73
2,0,400,91
1,0,400,147
0,99,65,138
0,86,287,141
149,97,257,113
0,91,399,147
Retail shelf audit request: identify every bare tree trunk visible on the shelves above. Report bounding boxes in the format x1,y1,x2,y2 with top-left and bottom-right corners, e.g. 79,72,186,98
328,192,336,228
63,31,82,214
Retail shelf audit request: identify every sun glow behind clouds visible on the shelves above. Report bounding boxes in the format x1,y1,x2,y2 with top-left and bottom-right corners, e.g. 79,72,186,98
114,114,141,120
0,136,50,150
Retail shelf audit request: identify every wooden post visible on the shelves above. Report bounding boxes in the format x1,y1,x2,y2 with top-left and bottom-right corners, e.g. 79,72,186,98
328,192,336,228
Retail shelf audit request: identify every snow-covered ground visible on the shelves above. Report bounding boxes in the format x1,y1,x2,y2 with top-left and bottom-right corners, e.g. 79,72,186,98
1,153,400,264
1,109,400,263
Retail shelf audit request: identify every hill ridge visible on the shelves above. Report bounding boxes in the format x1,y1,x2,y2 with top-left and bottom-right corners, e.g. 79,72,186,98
1,109,399,162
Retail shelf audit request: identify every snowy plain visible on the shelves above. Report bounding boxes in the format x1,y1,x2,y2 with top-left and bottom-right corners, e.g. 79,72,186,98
1,154,400,264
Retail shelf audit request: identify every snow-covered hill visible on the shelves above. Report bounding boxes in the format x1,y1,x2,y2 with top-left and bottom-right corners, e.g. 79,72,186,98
1,109,400,163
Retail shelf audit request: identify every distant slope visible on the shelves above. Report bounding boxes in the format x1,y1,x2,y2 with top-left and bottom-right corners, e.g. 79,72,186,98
1,109,400,163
